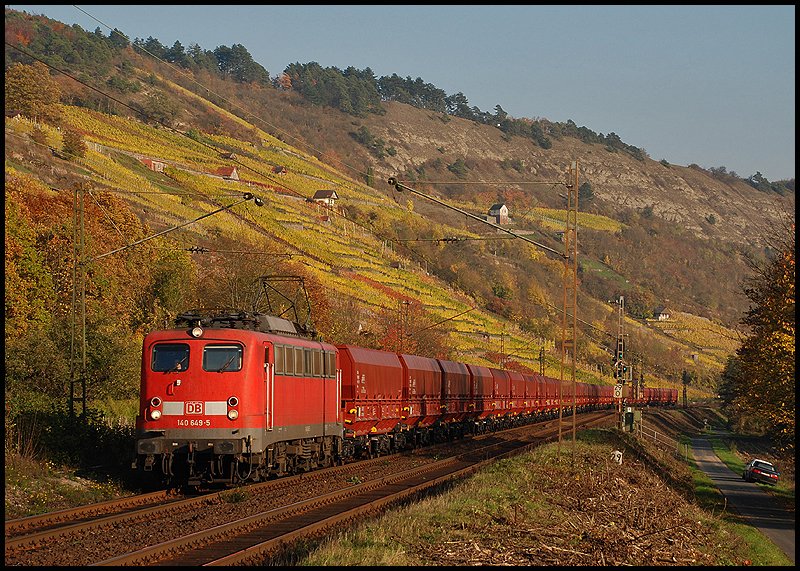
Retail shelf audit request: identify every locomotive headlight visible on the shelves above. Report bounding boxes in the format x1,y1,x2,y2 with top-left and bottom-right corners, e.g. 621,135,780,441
191,326,204,338
227,396,239,420
149,409,162,421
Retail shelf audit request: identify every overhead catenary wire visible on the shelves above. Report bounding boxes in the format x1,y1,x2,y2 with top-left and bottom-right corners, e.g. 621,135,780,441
8,20,650,370
389,178,566,259
69,6,379,190
71,3,796,249
5,43,416,270
6,46,605,364
8,41,451,274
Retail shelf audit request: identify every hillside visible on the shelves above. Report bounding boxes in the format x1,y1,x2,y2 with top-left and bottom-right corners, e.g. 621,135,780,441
2,94,728,395
367,102,791,249
4,7,795,399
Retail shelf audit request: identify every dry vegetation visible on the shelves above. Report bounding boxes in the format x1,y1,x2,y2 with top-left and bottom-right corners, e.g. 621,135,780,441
287,408,792,567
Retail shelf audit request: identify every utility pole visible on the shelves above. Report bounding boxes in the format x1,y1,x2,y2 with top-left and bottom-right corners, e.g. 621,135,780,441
500,328,505,368
614,296,626,423
398,299,410,353
558,160,579,459
638,359,644,401
386,168,579,458
69,190,262,416
70,184,87,417
539,346,545,375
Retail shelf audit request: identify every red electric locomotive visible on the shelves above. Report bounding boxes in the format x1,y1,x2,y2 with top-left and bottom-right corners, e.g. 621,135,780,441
133,311,342,486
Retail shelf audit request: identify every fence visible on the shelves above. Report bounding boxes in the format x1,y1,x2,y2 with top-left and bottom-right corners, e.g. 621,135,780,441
636,421,682,457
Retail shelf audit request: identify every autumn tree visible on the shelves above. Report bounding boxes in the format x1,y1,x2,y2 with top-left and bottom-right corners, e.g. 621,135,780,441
721,223,795,451
141,91,180,126
62,127,87,159
372,299,450,358
191,248,329,336
274,72,292,91
4,61,62,124
4,172,200,414
321,295,369,345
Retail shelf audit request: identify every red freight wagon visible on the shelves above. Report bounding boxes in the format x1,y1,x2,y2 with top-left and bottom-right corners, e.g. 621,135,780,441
488,367,512,418
338,345,403,436
529,372,547,413
398,353,442,429
600,383,614,407
543,376,561,413
584,382,597,411
507,370,527,417
570,382,589,410
466,364,494,419
438,358,472,423
521,373,538,415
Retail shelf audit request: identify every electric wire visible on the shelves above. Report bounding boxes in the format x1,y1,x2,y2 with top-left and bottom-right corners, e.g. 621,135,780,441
9,15,756,377
6,41,448,274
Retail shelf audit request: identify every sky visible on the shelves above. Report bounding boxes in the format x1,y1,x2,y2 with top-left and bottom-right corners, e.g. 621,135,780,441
7,5,796,182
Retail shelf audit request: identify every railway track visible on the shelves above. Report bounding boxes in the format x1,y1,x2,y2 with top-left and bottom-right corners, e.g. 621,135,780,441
5,490,180,538
5,410,615,566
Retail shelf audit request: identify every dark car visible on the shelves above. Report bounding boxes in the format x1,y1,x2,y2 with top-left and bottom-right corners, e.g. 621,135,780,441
742,458,780,485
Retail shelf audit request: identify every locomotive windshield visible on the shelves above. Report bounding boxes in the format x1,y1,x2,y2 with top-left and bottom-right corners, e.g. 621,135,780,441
152,343,190,372
203,344,243,372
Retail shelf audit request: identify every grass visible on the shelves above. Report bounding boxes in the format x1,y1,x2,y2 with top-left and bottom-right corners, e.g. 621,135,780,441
684,459,791,565
4,408,792,566
4,452,129,520
579,258,629,285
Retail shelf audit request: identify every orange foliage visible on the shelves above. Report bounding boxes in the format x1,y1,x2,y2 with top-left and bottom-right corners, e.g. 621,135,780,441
276,72,292,90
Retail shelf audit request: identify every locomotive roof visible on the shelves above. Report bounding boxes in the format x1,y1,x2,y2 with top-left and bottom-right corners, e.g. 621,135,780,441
174,310,310,337
145,327,337,350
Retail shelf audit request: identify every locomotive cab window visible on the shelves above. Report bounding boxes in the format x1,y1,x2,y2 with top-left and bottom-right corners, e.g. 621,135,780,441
152,343,190,372
203,344,243,372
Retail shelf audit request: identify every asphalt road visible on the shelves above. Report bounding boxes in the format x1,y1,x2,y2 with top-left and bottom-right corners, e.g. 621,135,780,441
691,434,795,564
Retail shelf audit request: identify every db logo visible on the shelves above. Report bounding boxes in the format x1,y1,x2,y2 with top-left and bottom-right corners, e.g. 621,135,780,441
186,401,203,415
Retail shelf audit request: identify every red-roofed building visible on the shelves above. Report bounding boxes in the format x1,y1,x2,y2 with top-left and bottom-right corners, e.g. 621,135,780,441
141,158,165,172
214,166,239,180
